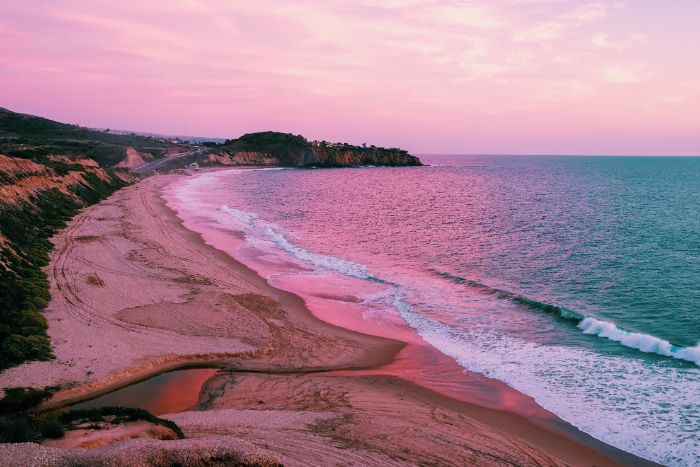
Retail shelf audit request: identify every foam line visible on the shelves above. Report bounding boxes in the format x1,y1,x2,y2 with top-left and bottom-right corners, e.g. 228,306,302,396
431,269,700,366
219,204,382,281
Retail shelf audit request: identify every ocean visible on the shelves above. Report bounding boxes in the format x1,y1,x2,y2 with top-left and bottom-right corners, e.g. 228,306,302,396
170,155,700,465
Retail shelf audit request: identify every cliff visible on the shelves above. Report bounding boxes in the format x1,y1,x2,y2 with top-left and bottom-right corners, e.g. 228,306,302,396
0,153,130,370
211,131,422,168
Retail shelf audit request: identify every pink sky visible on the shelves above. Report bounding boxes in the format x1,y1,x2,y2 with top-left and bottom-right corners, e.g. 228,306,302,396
1,1,699,155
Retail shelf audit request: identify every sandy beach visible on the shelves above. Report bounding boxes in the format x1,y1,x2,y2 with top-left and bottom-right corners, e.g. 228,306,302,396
0,172,648,466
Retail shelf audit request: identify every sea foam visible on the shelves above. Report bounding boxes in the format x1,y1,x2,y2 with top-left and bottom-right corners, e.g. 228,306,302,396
431,269,700,367
393,294,700,466
219,204,380,281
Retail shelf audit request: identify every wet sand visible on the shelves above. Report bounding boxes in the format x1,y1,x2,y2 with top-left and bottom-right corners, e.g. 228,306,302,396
0,172,650,465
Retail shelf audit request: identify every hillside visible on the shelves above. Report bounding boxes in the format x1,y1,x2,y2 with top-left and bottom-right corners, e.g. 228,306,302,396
0,108,187,168
0,154,129,370
220,131,422,167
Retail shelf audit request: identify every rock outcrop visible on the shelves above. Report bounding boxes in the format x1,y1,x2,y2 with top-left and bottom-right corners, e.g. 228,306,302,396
207,151,278,166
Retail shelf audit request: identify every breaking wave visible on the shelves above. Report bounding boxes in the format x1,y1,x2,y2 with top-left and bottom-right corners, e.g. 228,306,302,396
219,205,383,282
431,269,700,367
392,293,700,466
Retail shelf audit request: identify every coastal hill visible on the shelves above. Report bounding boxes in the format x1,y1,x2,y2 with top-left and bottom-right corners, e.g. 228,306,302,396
0,107,187,168
0,108,422,171
205,131,422,168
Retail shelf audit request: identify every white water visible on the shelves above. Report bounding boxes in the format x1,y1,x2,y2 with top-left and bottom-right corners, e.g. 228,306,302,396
578,317,700,365
394,295,700,466
218,204,381,281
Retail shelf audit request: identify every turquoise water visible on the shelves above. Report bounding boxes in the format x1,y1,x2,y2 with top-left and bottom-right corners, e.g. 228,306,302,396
174,156,699,465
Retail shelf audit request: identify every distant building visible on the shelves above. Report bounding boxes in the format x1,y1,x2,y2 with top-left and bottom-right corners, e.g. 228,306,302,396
188,162,199,170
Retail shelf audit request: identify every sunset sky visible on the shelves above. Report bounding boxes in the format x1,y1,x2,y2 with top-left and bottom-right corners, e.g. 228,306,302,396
2,1,699,155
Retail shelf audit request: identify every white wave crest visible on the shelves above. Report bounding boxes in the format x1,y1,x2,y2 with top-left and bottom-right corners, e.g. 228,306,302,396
264,227,379,281
578,317,699,366
219,204,259,225
674,344,700,365
393,294,700,466
218,204,379,281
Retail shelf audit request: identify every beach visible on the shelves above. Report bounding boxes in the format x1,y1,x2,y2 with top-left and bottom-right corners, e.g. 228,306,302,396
0,171,647,465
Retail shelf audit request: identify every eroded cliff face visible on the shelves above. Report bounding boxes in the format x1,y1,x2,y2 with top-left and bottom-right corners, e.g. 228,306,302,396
204,146,421,168
206,151,278,166
306,145,422,167
114,147,155,169
0,154,120,206
0,154,128,370
200,146,422,167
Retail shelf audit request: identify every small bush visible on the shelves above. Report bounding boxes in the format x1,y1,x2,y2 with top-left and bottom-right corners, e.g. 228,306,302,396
63,407,185,439
0,415,38,443
0,387,56,415
0,335,51,363
39,416,64,439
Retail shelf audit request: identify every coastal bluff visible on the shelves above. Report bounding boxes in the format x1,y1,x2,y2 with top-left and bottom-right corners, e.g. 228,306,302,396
200,131,423,168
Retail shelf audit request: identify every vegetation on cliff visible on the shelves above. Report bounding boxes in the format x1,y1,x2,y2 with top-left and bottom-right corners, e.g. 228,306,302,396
0,158,127,370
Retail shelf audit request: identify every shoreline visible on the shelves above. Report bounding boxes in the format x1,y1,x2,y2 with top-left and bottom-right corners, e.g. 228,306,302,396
0,170,649,465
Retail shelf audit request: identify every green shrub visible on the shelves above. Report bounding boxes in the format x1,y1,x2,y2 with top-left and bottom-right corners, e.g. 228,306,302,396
39,416,64,439
0,335,51,363
0,173,126,370
0,414,65,443
0,415,37,443
0,387,56,415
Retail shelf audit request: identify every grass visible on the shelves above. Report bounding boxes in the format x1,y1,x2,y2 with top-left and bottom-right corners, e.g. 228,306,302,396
39,416,65,439
0,415,37,443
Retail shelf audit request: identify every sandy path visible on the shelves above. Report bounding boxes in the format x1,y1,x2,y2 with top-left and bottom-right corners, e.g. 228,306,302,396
0,173,646,466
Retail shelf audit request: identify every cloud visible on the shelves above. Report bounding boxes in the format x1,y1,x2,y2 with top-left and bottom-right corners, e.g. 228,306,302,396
0,0,697,154
434,4,505,29
601,63,649,83
512,1,616,43
514,21,564,42
562,2,609,22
